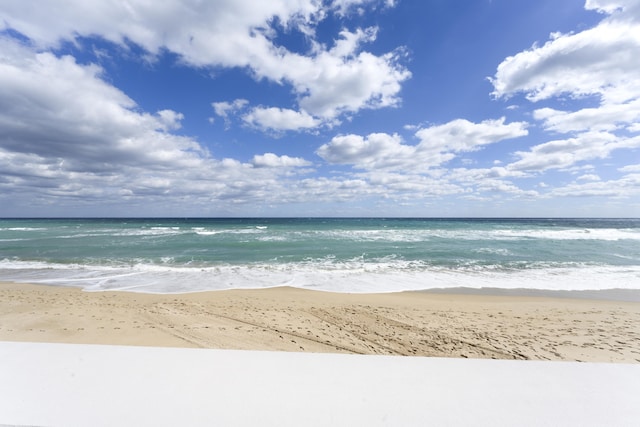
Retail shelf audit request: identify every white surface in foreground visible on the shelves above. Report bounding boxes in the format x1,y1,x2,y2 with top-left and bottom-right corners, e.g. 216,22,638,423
1,342,639,427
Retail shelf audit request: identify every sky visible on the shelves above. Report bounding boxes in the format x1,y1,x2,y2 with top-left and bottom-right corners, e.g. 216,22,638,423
1,0,639,217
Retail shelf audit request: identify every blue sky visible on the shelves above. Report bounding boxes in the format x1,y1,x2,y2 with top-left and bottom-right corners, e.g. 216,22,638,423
1,0,639,217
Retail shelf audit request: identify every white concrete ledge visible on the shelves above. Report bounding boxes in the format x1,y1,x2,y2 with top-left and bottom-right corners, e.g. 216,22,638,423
1,342,639,426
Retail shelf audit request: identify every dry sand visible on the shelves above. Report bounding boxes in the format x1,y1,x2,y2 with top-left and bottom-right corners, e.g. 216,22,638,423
1,282,639,362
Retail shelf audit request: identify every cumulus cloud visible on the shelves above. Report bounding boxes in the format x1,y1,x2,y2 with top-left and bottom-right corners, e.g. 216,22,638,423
251,153,312,168
220,26,410,130
619,164,640,172
507,132,640,173
156,110,184,131
365,171,465,196
0,28,412,215
311,118,535,204
317,118,528,171
212,100,249,118
533,99,640,133
576,174,601,181
547,172,640,198
445,167,536,198
316,133,413,169
293,28,410,118
211,99,249,128
491,0,640,153
0,37,317,214
414,117,528,155
305,116,537,204
0,0,409,129
491,0,640,181
243,107,321,132
585,0,640,15
0,37,202,172
332,0,396,16
2,0,638,214
491,1,640,103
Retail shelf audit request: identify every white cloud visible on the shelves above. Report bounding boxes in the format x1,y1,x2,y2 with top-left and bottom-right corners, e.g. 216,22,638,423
584,0,639,14
533,99,640,134
0,1,320,58
290,44,411,119
243,107,321,132
327,27,378,58
491,4,640,104
619,164,640,172
312,119,534,203
332,0,396,16
0,33,439,215
448,166,527,181
476,180,538,197
491,0,640,178
414,117,528,155
317,133,413,169
317,118,528,171
156,110,184,131
507,132,640,172
211,99,249,129
212,99,249,118
1,0,637,215
446,167,536,198
546,173,640,198
0,0,409,127
213,26,411,131
0,36,320,214
251,153,312,168
364,171,464,196
576,174,601,181
0,37,202,171
491,0,640,162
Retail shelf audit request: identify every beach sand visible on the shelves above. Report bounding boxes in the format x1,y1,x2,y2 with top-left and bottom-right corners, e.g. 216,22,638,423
1,282,639,362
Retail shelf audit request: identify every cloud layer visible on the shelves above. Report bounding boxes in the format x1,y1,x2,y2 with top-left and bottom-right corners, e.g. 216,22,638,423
1,0,410,132
1,0,639,216
0,36,315,214
491,0,640,176
317,118,529,171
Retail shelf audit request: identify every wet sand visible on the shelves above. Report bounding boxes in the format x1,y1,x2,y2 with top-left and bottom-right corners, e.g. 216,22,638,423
1,282,639,362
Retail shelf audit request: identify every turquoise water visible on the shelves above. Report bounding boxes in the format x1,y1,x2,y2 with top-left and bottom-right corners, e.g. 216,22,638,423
1,218,639,293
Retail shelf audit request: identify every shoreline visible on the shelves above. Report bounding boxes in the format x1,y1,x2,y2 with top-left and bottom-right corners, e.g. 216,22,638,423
1,281,639,362
6,279,640,302
418,286,640,302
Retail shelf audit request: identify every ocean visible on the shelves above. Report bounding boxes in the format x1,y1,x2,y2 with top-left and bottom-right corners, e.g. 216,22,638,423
1,218,639,294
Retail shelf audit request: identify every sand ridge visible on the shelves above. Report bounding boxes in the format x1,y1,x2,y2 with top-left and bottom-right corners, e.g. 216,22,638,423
1,282,639,363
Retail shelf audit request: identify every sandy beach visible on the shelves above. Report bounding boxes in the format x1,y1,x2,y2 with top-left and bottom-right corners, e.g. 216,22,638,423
1,281,639,363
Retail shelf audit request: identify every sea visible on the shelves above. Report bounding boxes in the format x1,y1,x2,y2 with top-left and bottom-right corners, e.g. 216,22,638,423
0,218,639,294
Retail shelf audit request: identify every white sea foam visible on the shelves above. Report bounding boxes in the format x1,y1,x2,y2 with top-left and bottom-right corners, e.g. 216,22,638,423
1,227,48,231
243,227,640,243
194,230,223,235
2,258,639,294
2,219,639,294
257,235,289,242
472,248,512,256
490,228,640,241
114,228,185,237
194,228,266,236
5,223,638,243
